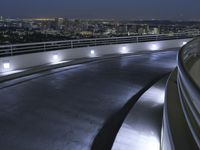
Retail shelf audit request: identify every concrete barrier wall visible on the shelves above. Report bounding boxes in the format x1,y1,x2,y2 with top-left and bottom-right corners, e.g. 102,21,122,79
188,59,200,88
0,38,192,73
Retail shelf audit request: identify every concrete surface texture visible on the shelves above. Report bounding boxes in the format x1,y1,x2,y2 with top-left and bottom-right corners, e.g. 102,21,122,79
0,49,177,150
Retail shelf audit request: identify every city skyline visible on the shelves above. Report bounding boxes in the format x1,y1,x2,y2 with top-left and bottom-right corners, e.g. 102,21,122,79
0,0,200,21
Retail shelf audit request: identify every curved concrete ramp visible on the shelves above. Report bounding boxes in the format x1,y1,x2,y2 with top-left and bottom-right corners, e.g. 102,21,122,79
0,50,177,150
112,76,168,150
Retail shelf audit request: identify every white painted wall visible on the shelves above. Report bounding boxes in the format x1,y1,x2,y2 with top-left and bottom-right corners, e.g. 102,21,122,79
0,38,192,73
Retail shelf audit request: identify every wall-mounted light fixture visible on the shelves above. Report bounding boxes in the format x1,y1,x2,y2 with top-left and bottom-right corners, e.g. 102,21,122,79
52,54,60,63
150,44,159,51
3,61,10,69
120,46,129,54
90,50,95,55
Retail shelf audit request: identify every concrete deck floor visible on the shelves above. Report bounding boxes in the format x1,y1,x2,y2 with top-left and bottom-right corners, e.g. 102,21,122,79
0,50,177,150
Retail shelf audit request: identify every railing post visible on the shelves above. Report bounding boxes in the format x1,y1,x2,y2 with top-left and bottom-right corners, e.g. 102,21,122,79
44,43,46,51
155,35,158,41
71,41,73,48
10,45,13,56
95,39,97,46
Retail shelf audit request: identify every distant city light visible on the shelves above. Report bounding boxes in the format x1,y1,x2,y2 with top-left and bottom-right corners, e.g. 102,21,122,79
3,61,10,69
0,17,198,45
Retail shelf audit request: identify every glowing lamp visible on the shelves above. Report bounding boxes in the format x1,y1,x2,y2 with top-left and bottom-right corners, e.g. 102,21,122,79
3,62,10,69
90,50,95,55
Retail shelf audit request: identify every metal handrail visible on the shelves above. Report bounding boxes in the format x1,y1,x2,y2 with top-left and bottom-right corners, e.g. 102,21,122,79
0,31,199,57
177,37,200,148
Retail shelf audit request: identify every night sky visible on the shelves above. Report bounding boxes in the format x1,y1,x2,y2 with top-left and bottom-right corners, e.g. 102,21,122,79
0,0,200,20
